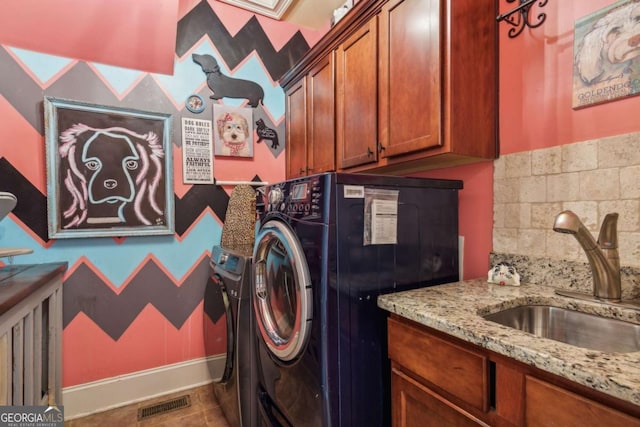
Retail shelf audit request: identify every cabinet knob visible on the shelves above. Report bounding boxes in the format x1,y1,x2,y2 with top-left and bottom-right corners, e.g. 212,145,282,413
367,147,373,157
377,142,386,153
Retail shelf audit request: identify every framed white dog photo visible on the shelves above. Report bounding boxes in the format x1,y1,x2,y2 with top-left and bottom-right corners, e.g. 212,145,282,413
573,0,640,109
212,105,254,158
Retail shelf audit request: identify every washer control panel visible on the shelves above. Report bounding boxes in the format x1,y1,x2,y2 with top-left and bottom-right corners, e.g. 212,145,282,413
264,175,324,220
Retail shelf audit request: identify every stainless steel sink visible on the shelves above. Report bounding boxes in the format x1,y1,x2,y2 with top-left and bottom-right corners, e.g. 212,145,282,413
483,305,640,353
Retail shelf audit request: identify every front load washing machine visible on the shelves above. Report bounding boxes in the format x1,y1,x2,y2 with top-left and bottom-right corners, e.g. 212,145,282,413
205,246,258,427
252,173,462,427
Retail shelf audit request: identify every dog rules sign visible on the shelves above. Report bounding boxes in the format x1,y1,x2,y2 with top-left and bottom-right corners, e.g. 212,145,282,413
182,117,214,184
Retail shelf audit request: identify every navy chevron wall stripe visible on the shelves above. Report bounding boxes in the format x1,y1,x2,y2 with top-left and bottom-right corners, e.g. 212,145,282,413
0,55,284,150
63,257,220,340
176,1,310,82
0,5,294,140
0,158,48,242
175,184,229,235
0,47,48,132
0,157,239,240
0,55,186,137
44,68,185,139
174,175,262,235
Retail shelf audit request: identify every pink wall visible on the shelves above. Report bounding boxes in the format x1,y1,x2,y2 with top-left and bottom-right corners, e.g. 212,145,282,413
0,0,179,74
417,0,640,280
500,0,640,155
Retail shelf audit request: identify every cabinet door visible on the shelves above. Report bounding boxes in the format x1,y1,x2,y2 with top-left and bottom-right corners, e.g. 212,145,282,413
392,368,488,427
525,376,640,427
336,18,378,169
388,317,488,412
285,78,308,178
378,0,441,157
307,52,335,174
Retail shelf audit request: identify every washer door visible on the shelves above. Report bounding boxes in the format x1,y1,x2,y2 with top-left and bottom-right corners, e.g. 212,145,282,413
253,219,312,363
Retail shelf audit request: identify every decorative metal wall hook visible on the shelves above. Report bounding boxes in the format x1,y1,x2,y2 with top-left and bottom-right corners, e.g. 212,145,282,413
497,0,548,39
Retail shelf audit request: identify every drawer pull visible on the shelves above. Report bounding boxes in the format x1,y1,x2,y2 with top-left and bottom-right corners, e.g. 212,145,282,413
489,360,496,410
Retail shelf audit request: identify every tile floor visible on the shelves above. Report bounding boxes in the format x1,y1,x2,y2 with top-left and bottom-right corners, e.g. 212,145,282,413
65,384,231,427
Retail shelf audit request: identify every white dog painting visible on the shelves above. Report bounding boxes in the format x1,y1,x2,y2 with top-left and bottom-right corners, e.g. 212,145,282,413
213,105,253,157
573,0,640,108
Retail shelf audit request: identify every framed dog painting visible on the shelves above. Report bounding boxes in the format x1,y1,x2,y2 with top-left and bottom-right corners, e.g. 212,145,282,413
573,0,640,109
212,105,254,158
44,97,175,239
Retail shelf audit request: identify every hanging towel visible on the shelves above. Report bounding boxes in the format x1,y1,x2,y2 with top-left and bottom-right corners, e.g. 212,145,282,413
220,185,256,256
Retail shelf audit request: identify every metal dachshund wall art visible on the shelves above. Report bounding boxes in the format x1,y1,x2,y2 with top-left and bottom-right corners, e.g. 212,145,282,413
255,118,279,149
192,53,264,108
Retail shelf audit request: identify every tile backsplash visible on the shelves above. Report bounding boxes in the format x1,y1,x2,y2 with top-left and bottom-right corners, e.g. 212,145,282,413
489,252,640,300
492,131,640,297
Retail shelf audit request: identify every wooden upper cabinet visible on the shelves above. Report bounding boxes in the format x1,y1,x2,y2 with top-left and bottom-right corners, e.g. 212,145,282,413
307,53,336,174
443,0,498,160
336,18,379,169
280,0,497,177
284,53,335,179
378,0,442,158
285,78,307,178
378,0,497,167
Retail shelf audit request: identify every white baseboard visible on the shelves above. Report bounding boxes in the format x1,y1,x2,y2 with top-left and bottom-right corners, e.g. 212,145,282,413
63,355,225,420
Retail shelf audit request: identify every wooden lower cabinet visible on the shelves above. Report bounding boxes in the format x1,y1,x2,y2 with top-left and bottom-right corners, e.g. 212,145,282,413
387,316,487,412
525,376,640,427
388,315,640,427
392,367,488,427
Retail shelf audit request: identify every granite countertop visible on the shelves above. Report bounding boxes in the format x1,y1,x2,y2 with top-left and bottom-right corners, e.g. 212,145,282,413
378,279,640,407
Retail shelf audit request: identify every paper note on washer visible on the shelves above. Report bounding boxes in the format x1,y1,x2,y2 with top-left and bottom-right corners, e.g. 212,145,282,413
363,188,399,245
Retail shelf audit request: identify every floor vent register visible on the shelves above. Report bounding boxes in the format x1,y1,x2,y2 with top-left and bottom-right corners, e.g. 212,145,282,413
137,395,191,420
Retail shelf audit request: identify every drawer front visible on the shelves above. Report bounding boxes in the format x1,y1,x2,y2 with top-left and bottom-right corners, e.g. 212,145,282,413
392,368,488,427
388,317,488,412
525,376,640,427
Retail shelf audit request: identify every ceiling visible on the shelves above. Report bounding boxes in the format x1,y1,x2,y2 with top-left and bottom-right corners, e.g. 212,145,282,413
0,0,179,74
221,0,349,29
282,0,349,29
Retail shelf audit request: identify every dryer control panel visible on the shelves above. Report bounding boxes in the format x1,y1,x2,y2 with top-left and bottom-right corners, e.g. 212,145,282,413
264,174,324,220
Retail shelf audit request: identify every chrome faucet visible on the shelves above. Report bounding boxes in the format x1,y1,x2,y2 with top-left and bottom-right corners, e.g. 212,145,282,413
553,210,621,301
